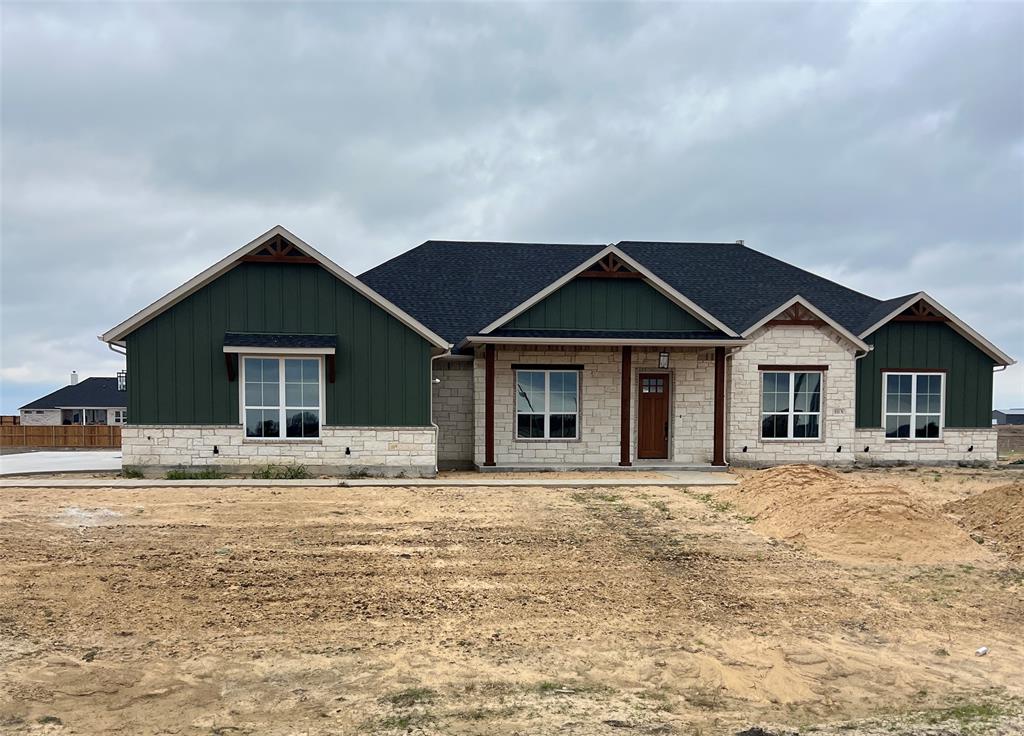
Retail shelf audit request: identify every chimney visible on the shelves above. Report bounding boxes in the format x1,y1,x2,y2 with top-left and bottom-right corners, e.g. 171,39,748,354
70,371,79,385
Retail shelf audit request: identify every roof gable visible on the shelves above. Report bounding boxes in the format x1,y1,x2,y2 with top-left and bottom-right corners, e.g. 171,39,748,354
858,292,1013,366
102,226,450,349
478,245,737,338
740,295,869,351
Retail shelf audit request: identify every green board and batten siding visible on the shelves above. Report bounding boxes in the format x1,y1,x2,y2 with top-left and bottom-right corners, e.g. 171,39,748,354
508,278,713,332
125,261,433,426
855,321,995,429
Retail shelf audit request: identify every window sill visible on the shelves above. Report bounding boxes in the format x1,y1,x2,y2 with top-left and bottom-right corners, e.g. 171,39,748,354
514,437,582,443
883,438,944,443
243,438,323,444
759,438,824,443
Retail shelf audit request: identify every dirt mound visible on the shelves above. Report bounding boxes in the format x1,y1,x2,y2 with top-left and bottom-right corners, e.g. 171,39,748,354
724,465,993,564
944,483,1024,560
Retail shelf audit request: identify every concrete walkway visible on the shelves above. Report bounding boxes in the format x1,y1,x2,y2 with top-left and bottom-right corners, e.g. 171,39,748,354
0,450,123,476
0,471,736,489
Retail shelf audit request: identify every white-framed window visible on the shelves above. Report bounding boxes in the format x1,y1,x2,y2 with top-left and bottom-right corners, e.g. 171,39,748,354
515,369,579,439
113,410,127,424
761,371,822,439
242,356,323,439
883,372,944,440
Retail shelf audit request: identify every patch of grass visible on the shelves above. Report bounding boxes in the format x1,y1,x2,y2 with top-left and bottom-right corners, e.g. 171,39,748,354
121,465,144,479
688,491,733,514
375,712,436,729
646,499,674,520
449,705,521,721
250,463,311,480
382,686,437,708
922,701,1007,727
165,467,225,480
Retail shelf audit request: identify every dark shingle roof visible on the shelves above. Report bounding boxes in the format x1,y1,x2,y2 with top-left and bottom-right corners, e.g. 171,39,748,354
20,377,126,411
224,332,337,349
616,242,882,335
360,241,606,347
360,240,890,349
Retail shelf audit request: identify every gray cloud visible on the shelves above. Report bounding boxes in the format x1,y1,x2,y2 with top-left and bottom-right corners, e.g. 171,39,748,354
2,2,1022,412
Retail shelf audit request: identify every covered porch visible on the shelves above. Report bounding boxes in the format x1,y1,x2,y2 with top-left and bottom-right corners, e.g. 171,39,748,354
467,334,742,470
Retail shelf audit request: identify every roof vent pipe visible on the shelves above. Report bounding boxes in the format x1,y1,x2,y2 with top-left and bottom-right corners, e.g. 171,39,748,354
735,240,744,245
70,371,78,385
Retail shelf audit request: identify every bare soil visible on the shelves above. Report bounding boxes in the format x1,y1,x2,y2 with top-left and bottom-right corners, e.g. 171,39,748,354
1,468,1022,735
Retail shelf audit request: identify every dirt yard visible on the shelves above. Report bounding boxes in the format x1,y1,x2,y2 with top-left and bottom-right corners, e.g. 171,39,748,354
1,467,1022,735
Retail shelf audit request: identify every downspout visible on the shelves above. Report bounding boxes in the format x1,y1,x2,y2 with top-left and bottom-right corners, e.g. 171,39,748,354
106,341,126,356
429,348,453,476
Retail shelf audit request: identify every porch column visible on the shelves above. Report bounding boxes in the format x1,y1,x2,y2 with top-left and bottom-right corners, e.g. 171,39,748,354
619,345,632,466
484,343,496,466
712,346,727,466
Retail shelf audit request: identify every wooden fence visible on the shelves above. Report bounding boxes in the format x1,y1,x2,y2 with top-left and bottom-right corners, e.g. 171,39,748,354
0,425,122,448
0,415,20,426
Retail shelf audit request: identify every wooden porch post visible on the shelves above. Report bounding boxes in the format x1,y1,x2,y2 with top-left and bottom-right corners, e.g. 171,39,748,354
713,346,727,466
619,345,632,466
484,343,496,466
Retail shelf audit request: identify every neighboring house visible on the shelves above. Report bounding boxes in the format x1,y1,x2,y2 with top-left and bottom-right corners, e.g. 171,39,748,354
19,373,128,426
101,226,1014,476
993,409,1024,426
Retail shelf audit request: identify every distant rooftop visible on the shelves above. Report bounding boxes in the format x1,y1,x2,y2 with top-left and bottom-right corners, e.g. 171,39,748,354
20,377,126,411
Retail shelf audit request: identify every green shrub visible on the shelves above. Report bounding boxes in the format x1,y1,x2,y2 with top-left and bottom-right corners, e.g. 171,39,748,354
250,464,311,480
121,466,144,479
165,468,226,480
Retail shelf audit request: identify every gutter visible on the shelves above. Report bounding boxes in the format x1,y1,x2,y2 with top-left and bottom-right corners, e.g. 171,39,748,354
429,348,453,476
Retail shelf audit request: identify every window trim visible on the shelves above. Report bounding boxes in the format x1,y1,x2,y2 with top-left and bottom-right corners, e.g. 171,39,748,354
759,369,824,441
239,355,325,441
881,370,945,442
514,368,581,441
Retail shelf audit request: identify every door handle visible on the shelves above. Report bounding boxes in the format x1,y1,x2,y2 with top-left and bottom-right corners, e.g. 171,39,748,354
664,421,668,439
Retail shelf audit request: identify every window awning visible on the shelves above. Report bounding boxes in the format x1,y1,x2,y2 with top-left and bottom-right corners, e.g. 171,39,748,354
222,332,337,354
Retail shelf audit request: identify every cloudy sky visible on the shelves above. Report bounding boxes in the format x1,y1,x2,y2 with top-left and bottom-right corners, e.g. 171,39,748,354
1,2,1022,414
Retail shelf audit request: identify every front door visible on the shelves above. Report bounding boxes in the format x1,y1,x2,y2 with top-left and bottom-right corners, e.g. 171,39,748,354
638,373,669,459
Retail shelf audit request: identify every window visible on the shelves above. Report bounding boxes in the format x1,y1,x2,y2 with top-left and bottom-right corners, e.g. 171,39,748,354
515,369,579,439
113,410,127,424
84,409,107,426
243,357,322,439
761,371,822,439
62,409,81,425
884,372,943,439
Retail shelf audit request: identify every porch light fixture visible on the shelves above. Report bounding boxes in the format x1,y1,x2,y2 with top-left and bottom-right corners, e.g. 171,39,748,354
658,351,669,369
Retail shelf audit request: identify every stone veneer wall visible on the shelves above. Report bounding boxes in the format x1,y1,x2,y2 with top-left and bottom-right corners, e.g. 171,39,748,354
472,346,715,467
19,409,61,425
727,324,859,467
853,428,998,465
432,359,474,468
122,425,437,477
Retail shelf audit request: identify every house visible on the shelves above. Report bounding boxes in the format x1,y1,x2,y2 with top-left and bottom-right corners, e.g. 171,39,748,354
19,372,128,426
993,409,1024,426
100,226,1014,476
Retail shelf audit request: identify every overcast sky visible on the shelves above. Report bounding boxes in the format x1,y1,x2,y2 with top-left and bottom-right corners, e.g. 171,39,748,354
1,2,1022,414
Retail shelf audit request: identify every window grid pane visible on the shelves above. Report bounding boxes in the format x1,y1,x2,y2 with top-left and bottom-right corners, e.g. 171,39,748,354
761,371,821,439
884,373,942,440
516,369,579,440
244,357,321,439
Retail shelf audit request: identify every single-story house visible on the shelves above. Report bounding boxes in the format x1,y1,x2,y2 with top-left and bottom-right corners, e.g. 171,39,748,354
993,409,1024,426
19,373,128,426
101,226,1015,475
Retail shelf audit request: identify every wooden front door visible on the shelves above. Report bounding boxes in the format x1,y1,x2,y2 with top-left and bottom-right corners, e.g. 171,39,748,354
637,373,670,459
